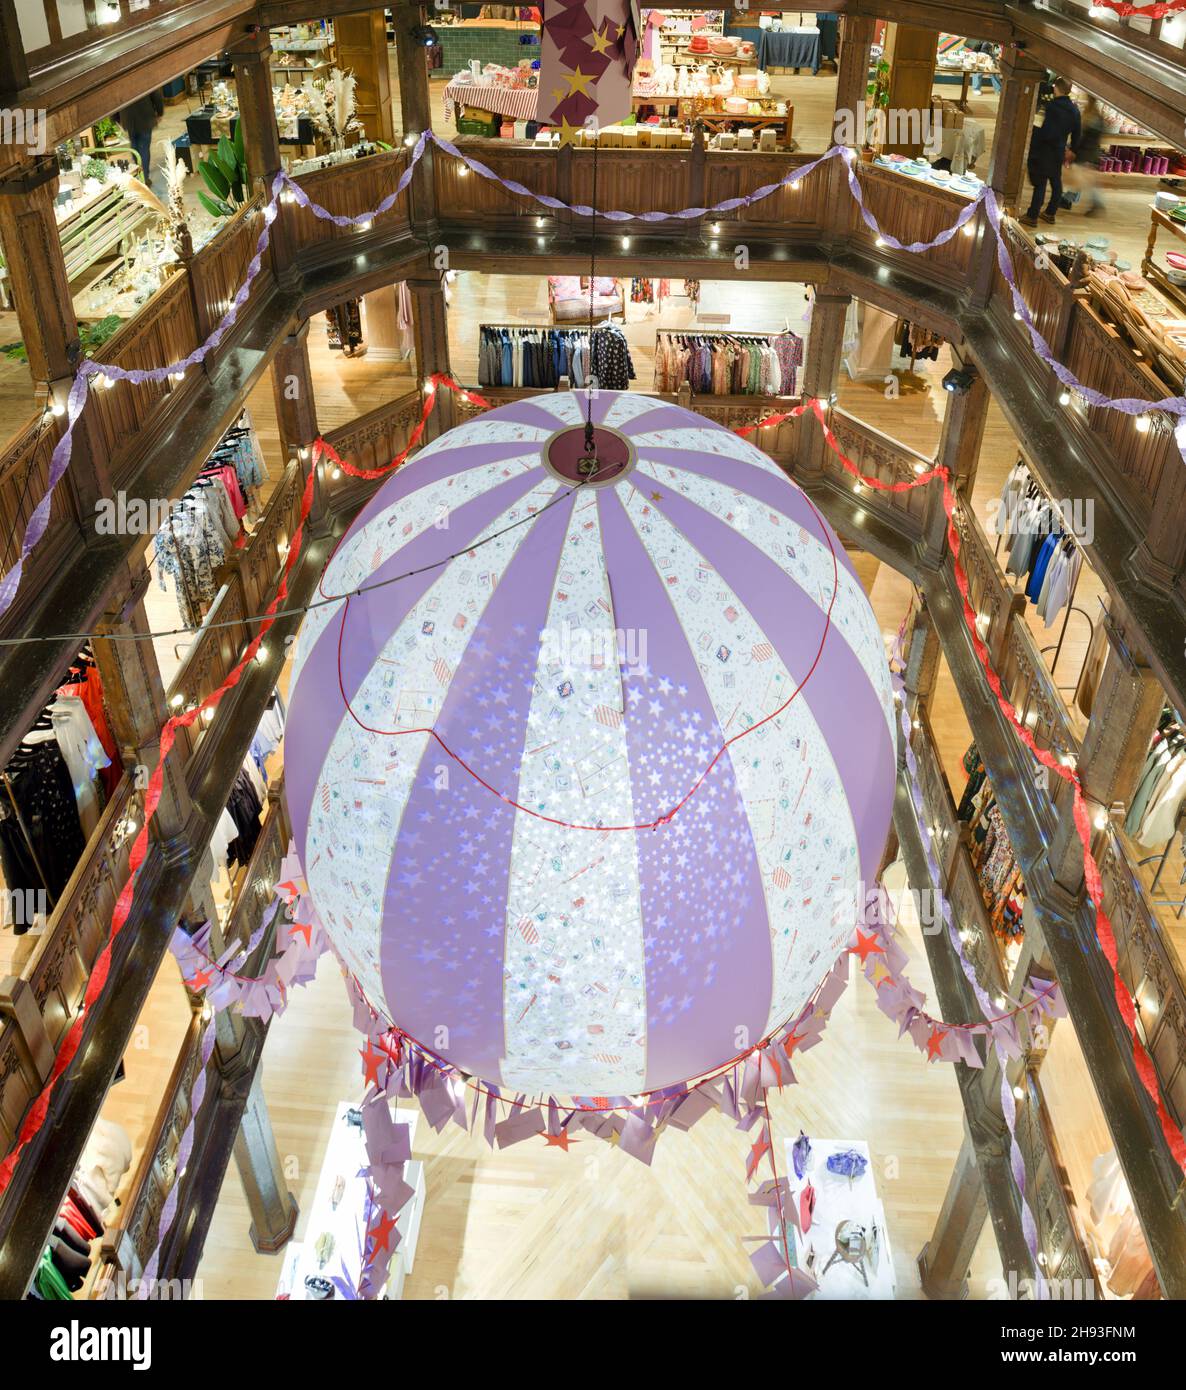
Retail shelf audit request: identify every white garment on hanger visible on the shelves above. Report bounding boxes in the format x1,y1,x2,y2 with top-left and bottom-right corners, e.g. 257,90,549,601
50,693,111,838
78,1116,133,1213
1137,749,1186,847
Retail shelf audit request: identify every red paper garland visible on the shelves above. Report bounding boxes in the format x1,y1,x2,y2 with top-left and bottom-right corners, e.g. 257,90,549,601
1090,0,1186,16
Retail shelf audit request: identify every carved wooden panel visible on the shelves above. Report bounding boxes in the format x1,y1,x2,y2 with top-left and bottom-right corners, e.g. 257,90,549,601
288,151,411,258
828,409,929,537
850,165,974,284
435,147,558,225
704,154,826,231
189,196,266,332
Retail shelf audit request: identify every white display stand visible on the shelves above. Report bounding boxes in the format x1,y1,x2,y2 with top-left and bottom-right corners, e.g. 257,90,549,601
784,1137,896,1300
277,1100,426,1300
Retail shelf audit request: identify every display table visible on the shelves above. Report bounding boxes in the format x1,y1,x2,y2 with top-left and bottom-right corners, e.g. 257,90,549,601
443,77,538,123
934,117,985,175
785,1137,895,1300
185,109,316,147
934,63,1001,112
1143,206,1186,317
757,28,821,75
276,1101,426,1300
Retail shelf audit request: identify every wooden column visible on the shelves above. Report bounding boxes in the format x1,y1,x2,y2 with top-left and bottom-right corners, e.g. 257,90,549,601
410,274,453,439
228,29,295,280
881,24,938,158
393,2,436,235
918,1128,990,1299
335,10,395,143
935,346,990,495
0,0,30,98
797,290,850,478
91,563,192,842
270,323,326,528
825,14,874,246
0,157,112,520
968,49,1045,308
230,1063,299,1253
1049,621,1164,893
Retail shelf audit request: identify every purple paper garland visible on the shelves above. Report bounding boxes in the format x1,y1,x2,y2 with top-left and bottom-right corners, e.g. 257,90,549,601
4,134,1183,628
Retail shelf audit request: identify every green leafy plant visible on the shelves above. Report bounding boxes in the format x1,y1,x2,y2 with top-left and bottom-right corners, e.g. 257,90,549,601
92,116,119,145
3,316,124,363
196,123,248,219
82,156,109,183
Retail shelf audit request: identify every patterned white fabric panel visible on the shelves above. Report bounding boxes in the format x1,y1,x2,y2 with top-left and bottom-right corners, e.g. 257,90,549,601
629,424,790,480
304,478,559,1012
500,498,648,1094
617,484,862,1038
291,454,544,691
632,460,896,750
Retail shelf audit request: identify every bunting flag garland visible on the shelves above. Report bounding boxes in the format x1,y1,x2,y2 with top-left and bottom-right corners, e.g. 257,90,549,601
1090,0,1186,13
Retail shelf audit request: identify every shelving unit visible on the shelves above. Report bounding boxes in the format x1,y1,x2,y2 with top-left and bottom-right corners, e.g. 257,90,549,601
270,22,337,85
57,184,155,286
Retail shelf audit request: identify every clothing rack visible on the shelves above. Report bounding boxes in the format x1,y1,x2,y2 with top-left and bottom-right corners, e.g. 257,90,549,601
653,327,803,396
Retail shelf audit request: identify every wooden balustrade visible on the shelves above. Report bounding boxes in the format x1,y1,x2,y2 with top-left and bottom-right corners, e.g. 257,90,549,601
187,197,267,346
1097,826,1186,1129
91,1010,205,1296
1002,618,1083,831
827,409,932,539
0,775,142,1154
995,222,1074,353
0,412,83,632
86,273,200,493
91,778,290,1296
1060,298,1177,528
435,144,561,230
320,390,433,487
285,152,411,266
704,153,827,233
949,497,1016,667
848,164,976,285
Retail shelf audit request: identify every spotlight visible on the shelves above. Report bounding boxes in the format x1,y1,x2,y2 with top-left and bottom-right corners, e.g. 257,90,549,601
942,366,977,395
410,23,440,47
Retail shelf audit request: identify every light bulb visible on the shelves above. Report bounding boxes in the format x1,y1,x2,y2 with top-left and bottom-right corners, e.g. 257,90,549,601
621,236,631,249
1013,1084,1025,1100
1135,414,1151,433
962,223,974,237
1058,391,1071,406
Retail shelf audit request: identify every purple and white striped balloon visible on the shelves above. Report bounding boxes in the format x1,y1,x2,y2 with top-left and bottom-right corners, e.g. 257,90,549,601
287,392,896,1096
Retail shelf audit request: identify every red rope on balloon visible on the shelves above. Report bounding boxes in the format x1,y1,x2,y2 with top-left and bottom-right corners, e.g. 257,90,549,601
0,467,317,1197
329,415,842,834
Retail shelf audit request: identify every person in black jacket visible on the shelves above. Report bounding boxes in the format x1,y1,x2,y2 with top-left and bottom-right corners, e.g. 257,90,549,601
118,90,165,183
1020,78,1081,227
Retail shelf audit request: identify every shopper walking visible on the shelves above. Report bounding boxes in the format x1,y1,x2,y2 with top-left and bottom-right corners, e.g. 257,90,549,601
1019,78,1081,228
119,90,165,184
967,40,1002,95
1074,93,1107,217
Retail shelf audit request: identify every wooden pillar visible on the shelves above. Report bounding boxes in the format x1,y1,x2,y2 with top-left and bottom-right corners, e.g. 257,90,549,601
393,2,436,235
227,29,295,280
0,157,112,521
230,1063,299,1254
0,0,30,97
825,14,874,246
410,274,453,439
918,1129,989,1299
270,323,326,528
91,563,193,842
968,49,1045,308
1049,621,1164,893
797,290,850,478
935,346,990,496
335,10,395,143
881,24,938,158
904,598,943,709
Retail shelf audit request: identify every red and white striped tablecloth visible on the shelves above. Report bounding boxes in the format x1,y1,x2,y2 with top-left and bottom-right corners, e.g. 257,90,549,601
443,79,540,124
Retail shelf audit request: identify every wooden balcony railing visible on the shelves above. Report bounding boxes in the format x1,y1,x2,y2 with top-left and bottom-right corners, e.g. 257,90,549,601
284,151,412,267
1097,825,1186,1131
848,163,976,287
187,197,267,351
827,409,932,540
0,774,142,1154
91,776,289,1296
